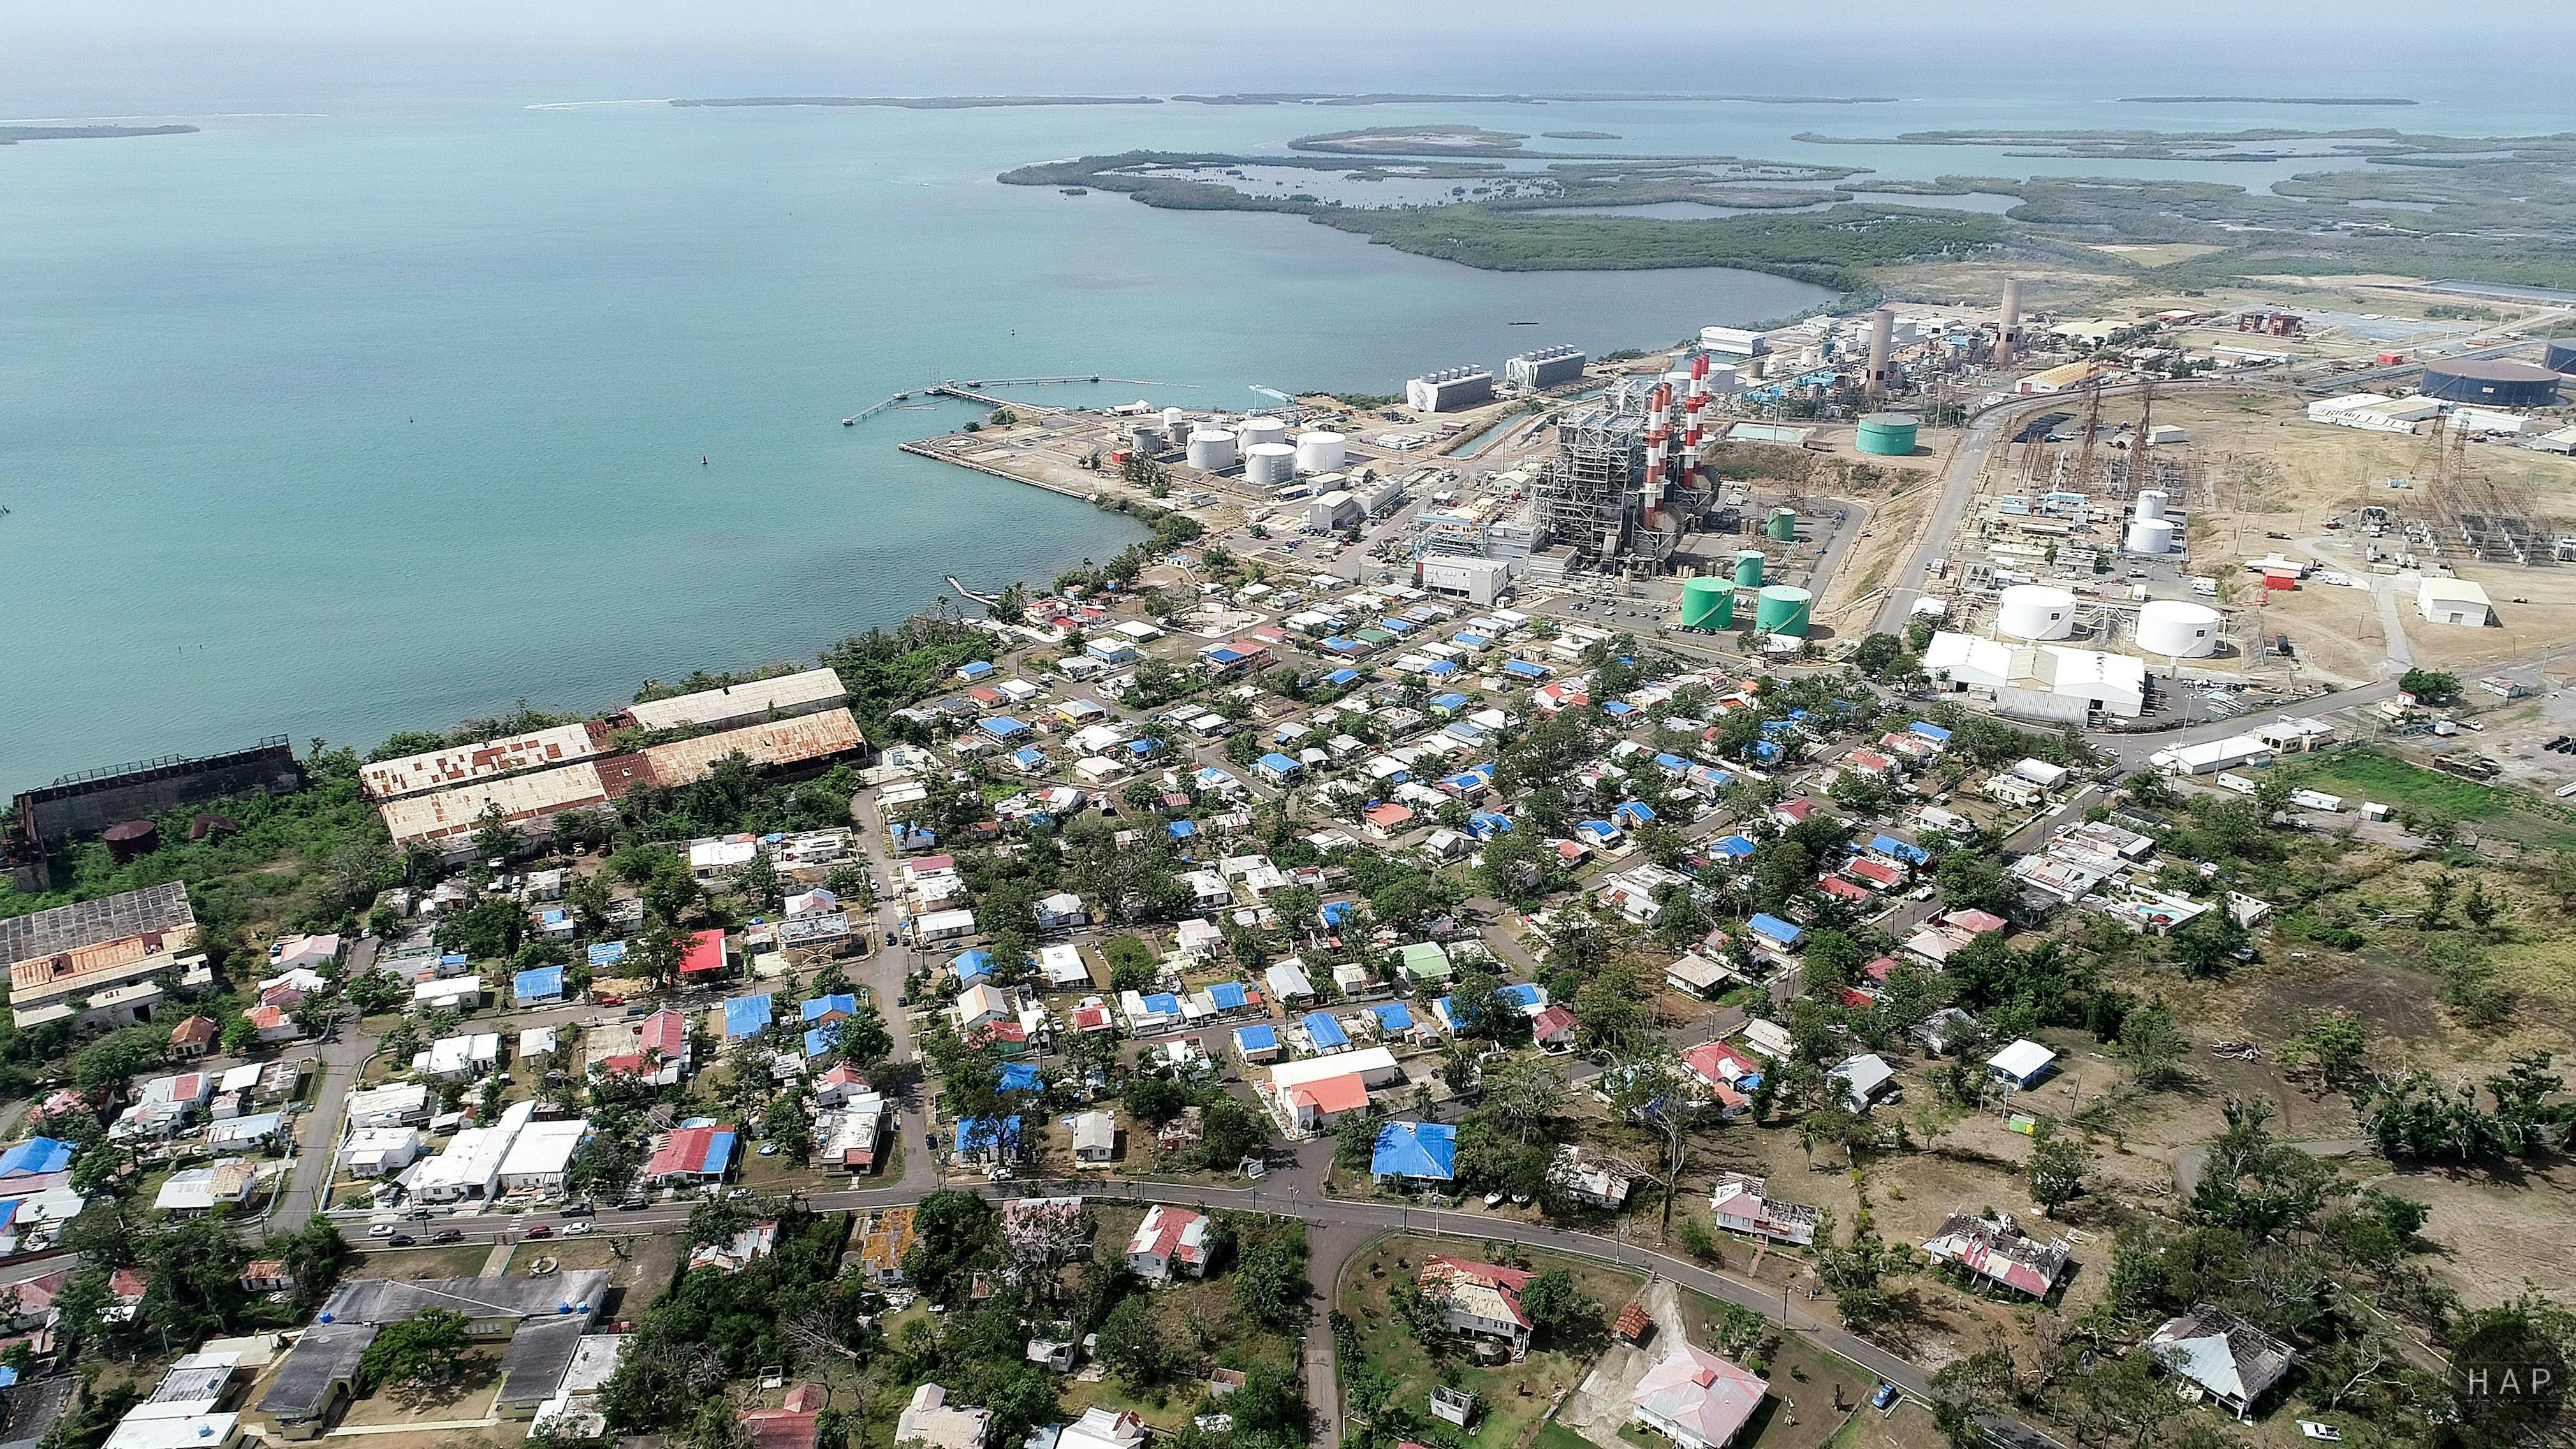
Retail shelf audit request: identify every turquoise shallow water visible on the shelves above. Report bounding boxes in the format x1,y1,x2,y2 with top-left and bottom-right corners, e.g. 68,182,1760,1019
0,98,1832,788
6,74,2565,789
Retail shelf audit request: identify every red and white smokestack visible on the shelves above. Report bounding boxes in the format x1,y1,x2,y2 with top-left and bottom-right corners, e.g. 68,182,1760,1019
1691,353,1710,381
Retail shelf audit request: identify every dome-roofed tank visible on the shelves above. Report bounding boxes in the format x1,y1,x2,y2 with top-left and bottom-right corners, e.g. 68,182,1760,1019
1186,429,1237,471
1734,550,1766,588
1856,412,1920,456
1244,442,1298,486
1996,584,2075,641
2136,599,2223,657
1237,416,1290,451
2126,517,2176,555
1754,585,1811,637
1294,432,1347,476
2133,488,2169,522
1680,577,1734,630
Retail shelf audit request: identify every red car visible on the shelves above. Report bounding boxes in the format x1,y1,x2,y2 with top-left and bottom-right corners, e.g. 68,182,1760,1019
523,1224,553,1239
594,995,626,1007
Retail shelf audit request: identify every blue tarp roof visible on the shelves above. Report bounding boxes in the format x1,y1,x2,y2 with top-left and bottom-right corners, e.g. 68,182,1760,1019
1451,632,1489,647
1370,1003,1415,1031
1604,701,1637,717
953,949,993,982
1208,982,1251,1010
1468,812,1513,838
1748,913,1804,946
1615,801,1657,824
1371,1120,1458,1180
1498,982,1544,1010
1429,692,1470,710
722,994,773,1038
1909,722,1953,743
1259,752,1303,774
1303,1012,1349,1050
998,1062,1043,1093
1752,740,1783,762
1712,834,1757,857
1167,820,1196,839
513,966,565,1001
802,993,858,1022
690,1128,739,1174
958,660,995,679
1871,834,1931,864
1319,900,1356,927
0,1138,73,1179
1323,668,1360,685
1502,659,1548,678
1011,746,1047,767
955,1116,1021,1154
1126,738,1163,755
1234,1024,1278,1052
803,1028,835,1059
1140,992,1182,1016
1425,660,1460,677
1577,820,1620,839
587,940,627,967
979,716,1030,738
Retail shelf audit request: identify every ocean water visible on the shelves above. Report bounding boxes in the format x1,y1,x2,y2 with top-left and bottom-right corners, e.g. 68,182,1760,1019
3,64,2564,790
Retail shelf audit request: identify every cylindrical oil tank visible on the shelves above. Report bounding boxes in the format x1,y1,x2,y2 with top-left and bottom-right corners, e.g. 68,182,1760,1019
1734,550,1766,588
1161,407,1187,435
2126,516,2176,555
1996,584,2076,641
103,819,160,863
1294,431,1347,475
2133,488,2169,522
1243,442,1298,487
1855,412,1920,456
2420,357,2561,407
2136,599,2223,658
1755,585,1811,636
1238,416,1289,451
1186,428,1237,471
1680,577,1734,630
1129,423,1167,453
2547,339,2576,375
1766,507,1797,542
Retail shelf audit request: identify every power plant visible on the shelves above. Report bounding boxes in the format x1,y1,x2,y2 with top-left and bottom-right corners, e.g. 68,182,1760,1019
1505,345,1588,390
2135,599,2223,658
1529,357,1725,571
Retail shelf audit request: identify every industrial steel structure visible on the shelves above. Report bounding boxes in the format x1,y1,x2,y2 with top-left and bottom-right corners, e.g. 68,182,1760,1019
1505,346,1587,390
1528,354,1724,571
1407,366,1496,413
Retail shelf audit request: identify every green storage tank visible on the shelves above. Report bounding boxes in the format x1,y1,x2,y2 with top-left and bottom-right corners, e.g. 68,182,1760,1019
1766,507,1798,542
1754,585,1812,637
1856,411,1921,456
1680,576,1734,630
1733,550,1766,588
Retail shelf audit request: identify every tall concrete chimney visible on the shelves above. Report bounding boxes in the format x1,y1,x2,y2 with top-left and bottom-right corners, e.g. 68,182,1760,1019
1865,307,1894,401
1998,277,2024,365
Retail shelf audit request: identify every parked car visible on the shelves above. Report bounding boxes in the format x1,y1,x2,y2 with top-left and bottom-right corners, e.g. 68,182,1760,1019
523,1225,553,1239
403,1208,434,1220
562,1222,592,1236
387,1233,416,1248
1872,1383,1901,1411
617,1197,649,1211
560,1202,596,1217
594,994,626,1007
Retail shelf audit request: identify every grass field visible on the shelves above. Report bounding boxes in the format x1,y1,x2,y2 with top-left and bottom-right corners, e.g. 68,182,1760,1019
2288,747,2576,852
1340,1232,1646,1449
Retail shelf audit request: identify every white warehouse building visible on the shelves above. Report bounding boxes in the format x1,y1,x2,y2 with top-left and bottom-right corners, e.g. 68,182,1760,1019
1923,632,2147,720
1407,366,1495,413
2415,578,2494,627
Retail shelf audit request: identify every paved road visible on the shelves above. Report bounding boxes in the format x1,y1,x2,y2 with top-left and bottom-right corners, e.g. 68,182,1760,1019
1868,381,2274,639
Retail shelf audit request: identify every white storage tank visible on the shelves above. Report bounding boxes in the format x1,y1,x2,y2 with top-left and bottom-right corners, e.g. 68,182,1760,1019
1161,407,1188,435
1129,423,1167,453
2125,516,2176,555
2133,489,2169,522
1996,584,2077,641
2135,599,2222,657
1244,442,1298,487
1238,416,1289,451
1186,428,1238,471
1294,430,1347,476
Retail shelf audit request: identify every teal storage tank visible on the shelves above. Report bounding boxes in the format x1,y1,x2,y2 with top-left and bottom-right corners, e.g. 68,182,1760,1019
1733,550,1766,588
1754,585,1812,637
1766,507,1797,542
1680,576,1734,630
1857,411,1921,456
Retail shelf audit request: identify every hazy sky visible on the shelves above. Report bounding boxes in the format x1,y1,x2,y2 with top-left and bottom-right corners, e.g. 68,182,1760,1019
13,0,2575,108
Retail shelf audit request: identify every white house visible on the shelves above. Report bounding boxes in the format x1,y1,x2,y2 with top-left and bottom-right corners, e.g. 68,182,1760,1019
1125,1205,1211,1280
496,1117,589,1196
1631,1341,1765,1449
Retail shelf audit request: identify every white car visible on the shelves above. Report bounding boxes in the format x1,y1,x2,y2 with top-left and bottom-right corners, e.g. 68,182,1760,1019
367,1223,396,1238
561,1221,592,1236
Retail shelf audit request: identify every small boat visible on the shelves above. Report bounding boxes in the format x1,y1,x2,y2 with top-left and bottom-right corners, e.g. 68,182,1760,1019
1060,187,1088,196
893,391,909,400
842,416,858,426
1508,320,1539,326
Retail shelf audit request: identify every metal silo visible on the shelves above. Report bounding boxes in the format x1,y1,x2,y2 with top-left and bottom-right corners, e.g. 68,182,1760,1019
1767,508,1798,542
1238,416,1290,451
1244,443,1298,487
1754,585,1811,637
1856,412,1920,456
1734,550,1766,588
1186,429,1238,471
1293,431,1347,475
1680,577,1734,630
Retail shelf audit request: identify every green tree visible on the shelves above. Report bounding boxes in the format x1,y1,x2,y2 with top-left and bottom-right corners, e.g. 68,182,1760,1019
2116,1001,2188,1088
1231,1232,1311,1330
362,1308,475,1397
2166,909,2248,977
472,801,518,864
2281,1009,2371,1089
1517,1267,1599,1339
731,852,783,914
2026,1126,2091,1217
1097,1295,1175,1388
2397,669,2461,706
